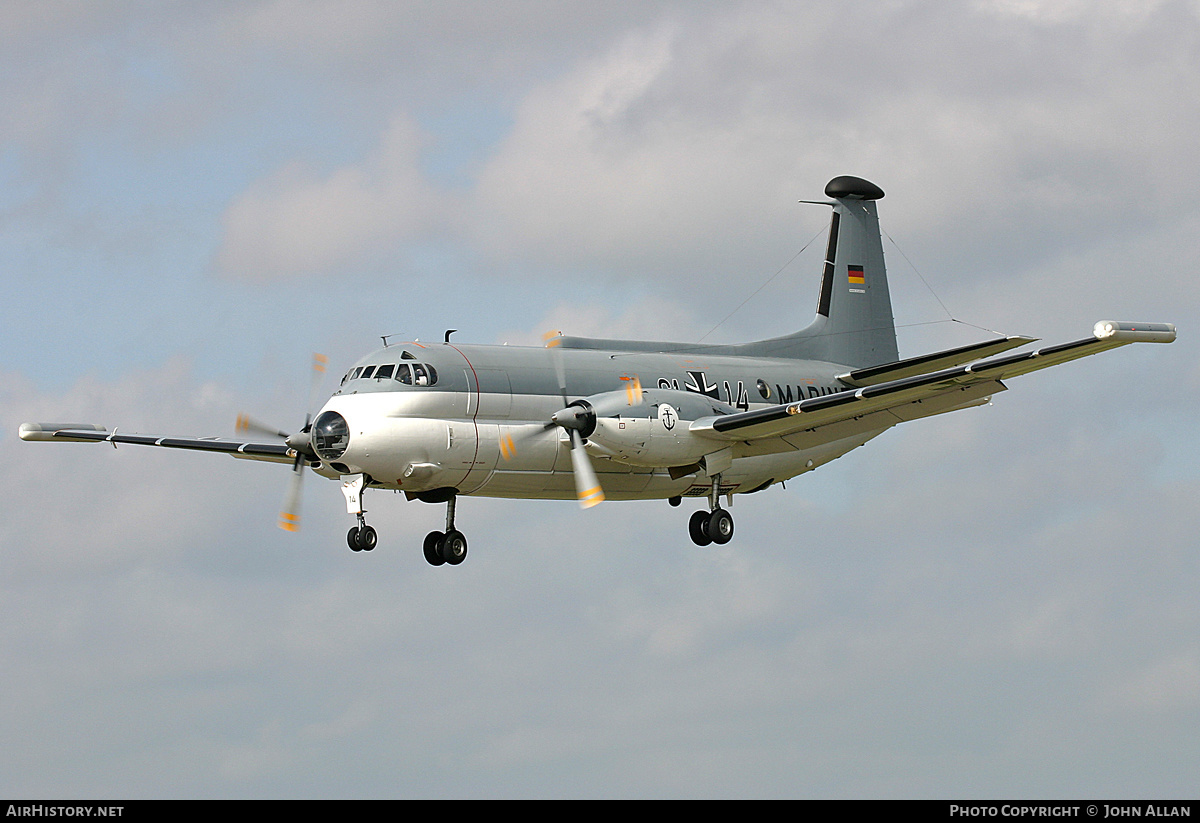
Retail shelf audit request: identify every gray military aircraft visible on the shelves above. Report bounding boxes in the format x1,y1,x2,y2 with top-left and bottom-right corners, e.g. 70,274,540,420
20,176,1176,566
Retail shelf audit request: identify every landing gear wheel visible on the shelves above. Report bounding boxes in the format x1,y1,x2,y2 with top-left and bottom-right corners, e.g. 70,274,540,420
441,529,468,565
706,508,734,545
423,531,446,566
357,525,377,552
348,525,377,552
689,510,713,546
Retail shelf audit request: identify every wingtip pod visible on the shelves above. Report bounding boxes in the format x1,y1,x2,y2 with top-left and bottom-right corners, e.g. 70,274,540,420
18,422,106,442
1093,321,1176,343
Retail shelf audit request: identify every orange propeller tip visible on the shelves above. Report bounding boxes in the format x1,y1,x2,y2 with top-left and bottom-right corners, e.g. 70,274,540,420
499,431,517,461
578,487,605,508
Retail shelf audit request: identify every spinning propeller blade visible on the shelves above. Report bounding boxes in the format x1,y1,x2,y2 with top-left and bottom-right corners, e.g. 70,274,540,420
278,459,304,532
569,430,605,509
233,352,328,533
235,414,289,440
502,331,645,507
543,329,568,406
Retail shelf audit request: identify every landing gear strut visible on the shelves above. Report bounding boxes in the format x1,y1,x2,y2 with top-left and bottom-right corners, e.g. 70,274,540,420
423,493,468,567
341,474,377,552
688,474,734,546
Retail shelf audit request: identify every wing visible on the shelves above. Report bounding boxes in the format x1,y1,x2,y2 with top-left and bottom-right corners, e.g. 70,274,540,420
835,334,1036,386
691,321,1176,444
18,422,294,464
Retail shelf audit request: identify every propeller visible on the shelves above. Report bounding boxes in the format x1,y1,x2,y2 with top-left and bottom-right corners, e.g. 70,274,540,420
237,353,328,532
234,414,289,439
509,331,642,509
568,429,605,508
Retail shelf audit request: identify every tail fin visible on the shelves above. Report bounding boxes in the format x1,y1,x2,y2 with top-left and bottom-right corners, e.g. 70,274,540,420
742,176,899,368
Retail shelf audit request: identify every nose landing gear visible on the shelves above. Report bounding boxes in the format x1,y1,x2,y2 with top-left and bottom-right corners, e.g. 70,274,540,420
347,518,377,552
341,475,378,552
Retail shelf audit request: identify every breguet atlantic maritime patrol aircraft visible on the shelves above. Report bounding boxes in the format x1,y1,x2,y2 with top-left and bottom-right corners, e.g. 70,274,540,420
20,176,1176,567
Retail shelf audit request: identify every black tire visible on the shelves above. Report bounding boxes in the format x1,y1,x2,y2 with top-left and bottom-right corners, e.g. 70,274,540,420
441,529,468,565
347,526,362,552
423,531,446,566
689,510,713,546
358,525,377,551
707,508,734,545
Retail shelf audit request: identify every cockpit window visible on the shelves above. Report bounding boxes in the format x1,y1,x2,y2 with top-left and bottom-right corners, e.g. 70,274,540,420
394,363,438,386
342,362,438,387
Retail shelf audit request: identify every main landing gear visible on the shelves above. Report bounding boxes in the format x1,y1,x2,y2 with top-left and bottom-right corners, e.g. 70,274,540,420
687,474,735,546
423,493,467,567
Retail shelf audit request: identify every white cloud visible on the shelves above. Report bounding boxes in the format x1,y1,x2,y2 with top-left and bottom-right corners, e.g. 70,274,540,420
216,114,446,280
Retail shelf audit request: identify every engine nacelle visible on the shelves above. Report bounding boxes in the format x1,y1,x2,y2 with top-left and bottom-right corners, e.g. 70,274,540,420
583,388,736,471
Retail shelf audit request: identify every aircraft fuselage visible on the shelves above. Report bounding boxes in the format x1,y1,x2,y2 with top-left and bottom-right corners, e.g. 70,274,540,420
314,341,880,502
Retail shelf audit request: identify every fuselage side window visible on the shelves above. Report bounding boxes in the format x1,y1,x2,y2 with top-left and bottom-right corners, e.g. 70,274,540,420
396,364,413,385
375,364,395,380
412,363,431,386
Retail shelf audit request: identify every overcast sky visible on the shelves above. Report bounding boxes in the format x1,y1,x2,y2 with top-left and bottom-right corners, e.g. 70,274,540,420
2,0,1198,799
